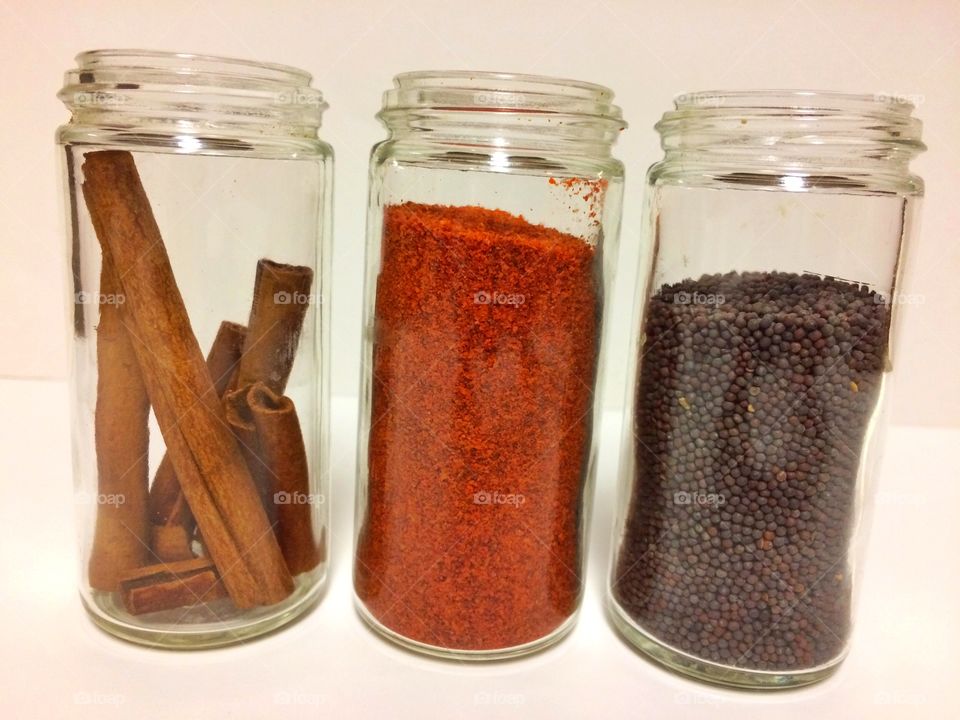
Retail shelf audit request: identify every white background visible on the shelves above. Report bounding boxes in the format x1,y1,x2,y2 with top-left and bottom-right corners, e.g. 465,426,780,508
0,0,958,425
1,1,958,718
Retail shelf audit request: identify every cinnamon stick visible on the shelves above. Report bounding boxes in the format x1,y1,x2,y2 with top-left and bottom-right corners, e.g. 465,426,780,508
223,386,275,526
81,150,293,608
119,558,227,615
87,254,150,591
247,382,322,575
233,259,313,394
149,320,247,561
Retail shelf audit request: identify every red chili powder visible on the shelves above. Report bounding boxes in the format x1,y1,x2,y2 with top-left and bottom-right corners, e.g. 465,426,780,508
355,201,601,651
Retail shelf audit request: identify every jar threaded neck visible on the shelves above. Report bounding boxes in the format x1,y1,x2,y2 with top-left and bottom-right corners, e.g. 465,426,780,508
377,71,625,153
654,90,924,189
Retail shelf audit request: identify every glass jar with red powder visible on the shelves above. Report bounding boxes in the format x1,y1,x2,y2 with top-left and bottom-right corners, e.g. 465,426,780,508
353,71,626,659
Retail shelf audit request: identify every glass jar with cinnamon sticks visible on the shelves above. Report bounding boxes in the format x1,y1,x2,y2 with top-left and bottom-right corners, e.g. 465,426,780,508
609,91,925,687
57,50,332,647
354,71,626,659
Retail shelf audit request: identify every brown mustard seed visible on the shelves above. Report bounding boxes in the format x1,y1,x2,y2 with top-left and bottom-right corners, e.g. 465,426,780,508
613,271,890,672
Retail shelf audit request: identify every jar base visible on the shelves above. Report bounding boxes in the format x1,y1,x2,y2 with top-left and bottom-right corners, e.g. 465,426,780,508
82,566,327,649
354,595,578,661
607,596,844,689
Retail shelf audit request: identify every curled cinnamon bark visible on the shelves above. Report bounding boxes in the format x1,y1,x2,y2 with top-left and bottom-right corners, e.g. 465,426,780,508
223,385,275,526
233,259,313,394
247,382,322,575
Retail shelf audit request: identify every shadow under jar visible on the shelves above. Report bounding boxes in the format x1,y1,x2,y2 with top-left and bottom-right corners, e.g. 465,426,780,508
58,50,332,648
609,91,925,688
353,71,626,659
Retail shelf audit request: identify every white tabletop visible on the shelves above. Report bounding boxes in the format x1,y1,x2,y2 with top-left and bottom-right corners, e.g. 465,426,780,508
1,378,956,719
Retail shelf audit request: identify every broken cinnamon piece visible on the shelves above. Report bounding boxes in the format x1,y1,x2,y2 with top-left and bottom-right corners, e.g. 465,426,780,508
247,382,322,575
87,238,150,592
148,320,247,561
119,558,227,615
82,150,293,608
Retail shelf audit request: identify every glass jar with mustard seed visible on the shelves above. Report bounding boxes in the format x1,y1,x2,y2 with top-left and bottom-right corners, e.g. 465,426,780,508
609,90,925,688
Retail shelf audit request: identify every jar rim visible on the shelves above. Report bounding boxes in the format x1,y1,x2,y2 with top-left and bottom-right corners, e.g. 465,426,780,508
669,89,920,113
72,49,314,88
393,70,616,100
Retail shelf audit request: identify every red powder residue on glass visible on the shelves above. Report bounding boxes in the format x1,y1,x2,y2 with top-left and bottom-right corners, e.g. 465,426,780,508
354,202,601,651
549,176,609,220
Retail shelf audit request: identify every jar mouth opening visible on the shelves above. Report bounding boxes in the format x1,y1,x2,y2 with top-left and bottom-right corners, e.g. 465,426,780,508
381,70,625,127
669,89,920,114
73,49,314,88
394,70,615,101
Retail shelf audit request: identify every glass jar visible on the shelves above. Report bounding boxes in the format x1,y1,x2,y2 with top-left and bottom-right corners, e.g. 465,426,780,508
353,71,626,659
57,50,332,648
609,91,925,687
